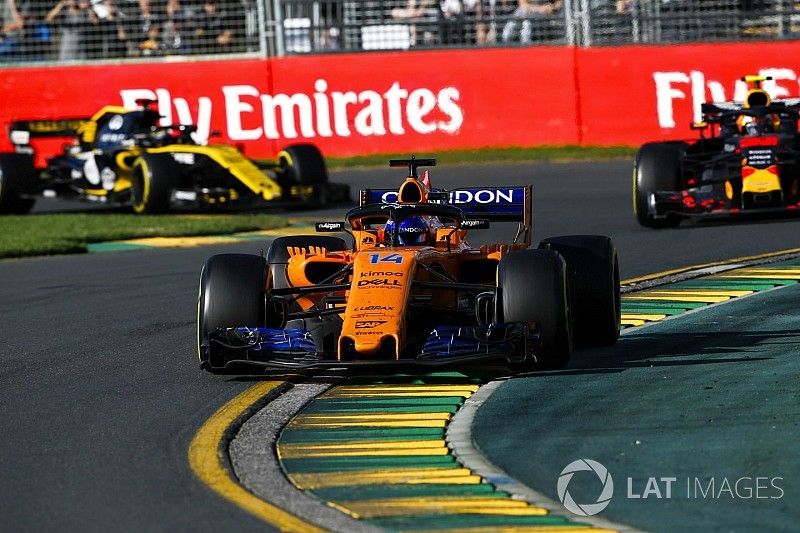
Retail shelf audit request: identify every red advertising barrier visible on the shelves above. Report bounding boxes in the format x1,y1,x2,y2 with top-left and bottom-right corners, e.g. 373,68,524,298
575,41,800,145
1,41,799,159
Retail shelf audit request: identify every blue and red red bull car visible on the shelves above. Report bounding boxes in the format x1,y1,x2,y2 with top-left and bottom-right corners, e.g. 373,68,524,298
634,75,800,228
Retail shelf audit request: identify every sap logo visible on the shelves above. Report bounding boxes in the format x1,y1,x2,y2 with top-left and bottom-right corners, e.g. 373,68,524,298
450,189,515,204
355,320,387,328
361,271,403,277
358,279,402,287
355,306,394,311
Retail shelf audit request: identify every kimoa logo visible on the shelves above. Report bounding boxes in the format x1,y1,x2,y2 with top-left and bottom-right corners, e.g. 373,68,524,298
557,459,614,516
120,78,464,143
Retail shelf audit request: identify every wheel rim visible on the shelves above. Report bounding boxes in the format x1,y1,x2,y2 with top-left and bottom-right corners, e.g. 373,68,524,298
131,162,149,213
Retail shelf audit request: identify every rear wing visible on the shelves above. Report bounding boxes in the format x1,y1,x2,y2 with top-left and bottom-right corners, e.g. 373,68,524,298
8,118,88,146
360,185,532,245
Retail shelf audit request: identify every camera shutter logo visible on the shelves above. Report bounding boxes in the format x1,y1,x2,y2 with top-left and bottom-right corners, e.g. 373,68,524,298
557,459,614,516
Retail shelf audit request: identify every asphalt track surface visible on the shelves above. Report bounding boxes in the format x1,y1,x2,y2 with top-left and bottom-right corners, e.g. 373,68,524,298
2,158,799,531
475,281,800,532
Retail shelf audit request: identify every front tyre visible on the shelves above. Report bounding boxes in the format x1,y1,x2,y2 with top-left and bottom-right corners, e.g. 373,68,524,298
633,142,686,228
539,235,620,347
131,153,180,214
197,254,267,373
498,249,572,370
0,153,36,214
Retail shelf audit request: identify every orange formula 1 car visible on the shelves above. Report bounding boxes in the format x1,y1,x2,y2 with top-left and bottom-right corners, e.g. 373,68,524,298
197,158,620,373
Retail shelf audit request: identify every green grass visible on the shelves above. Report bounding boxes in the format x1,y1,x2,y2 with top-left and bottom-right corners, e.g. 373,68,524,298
0,213,287,259
327,145,636,169
2,146,632,260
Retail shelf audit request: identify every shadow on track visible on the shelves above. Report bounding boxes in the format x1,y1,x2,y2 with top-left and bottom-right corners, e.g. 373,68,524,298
528,328,796,377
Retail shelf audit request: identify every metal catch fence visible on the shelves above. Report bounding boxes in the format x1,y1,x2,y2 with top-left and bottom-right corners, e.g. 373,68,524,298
0,0,797,64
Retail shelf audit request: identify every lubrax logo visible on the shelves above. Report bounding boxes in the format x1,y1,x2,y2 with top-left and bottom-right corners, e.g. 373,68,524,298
357,279,402,287
354,306,394,311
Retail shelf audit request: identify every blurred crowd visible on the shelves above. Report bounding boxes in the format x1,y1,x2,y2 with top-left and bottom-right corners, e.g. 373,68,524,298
0,0,787,61
0,0,248,61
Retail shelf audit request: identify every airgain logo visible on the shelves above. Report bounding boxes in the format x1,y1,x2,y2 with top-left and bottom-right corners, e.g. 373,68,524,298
557,459,614,516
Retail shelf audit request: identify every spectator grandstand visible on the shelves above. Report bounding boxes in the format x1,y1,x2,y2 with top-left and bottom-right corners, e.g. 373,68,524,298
0,0,797,63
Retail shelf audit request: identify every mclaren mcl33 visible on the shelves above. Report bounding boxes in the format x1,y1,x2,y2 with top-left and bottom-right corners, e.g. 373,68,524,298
197,158,620,373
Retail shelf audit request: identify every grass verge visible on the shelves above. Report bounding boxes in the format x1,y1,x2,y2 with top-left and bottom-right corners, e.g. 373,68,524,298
327,145,636,169
0,213,287,259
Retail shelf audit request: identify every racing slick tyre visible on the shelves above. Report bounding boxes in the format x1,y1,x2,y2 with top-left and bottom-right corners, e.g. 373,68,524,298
0,153,36,214
267,235,349,290
539,235,620,347
278,144,330,206
197,253,267,373
131,153,180,214
633,141,687,228
498,249,572,370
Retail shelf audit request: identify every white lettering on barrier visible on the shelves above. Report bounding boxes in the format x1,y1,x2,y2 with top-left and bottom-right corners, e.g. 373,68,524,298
653,68,799,129
120,78,464,144
221,85,262,140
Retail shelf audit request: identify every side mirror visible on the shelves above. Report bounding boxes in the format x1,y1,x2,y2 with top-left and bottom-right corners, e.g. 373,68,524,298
266,296,288,329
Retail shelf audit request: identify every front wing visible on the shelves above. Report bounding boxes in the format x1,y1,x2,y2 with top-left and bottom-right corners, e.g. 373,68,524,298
204,324,534,370
647,189,800,220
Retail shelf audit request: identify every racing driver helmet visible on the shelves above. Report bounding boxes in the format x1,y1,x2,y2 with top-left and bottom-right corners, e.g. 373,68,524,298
384,215,432,245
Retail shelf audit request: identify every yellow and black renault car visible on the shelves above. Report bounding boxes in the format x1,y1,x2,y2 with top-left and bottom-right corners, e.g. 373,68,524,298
634,75,800,228
0,100,348,214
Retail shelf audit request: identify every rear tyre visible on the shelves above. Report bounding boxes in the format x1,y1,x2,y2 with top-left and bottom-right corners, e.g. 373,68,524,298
633,142,686,228
131,153,180,214
277,144,328,185
539,235,620,347
498,249,572,370
278,144,330,206
0,153,36,214
197,254,267,373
